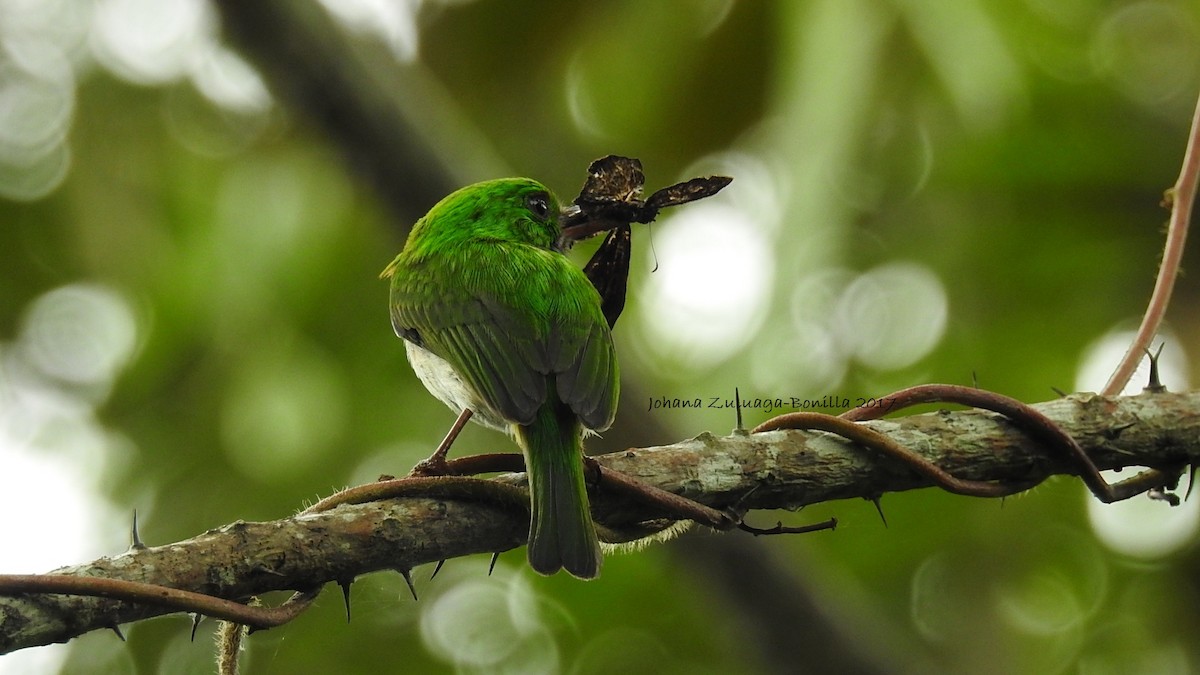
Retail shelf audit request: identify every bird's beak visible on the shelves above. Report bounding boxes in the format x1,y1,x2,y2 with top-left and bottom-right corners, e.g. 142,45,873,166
557,204,584,252
559,205,584,232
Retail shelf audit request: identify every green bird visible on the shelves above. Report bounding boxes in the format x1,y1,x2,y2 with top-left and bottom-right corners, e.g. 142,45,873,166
381,178,619,579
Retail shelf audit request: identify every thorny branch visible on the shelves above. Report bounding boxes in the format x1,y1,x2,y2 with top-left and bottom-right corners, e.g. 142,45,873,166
3,46,1196,672
4,389,1200,653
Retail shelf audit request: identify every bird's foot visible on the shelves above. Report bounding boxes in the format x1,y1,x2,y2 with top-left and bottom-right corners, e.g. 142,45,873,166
408,409,473,477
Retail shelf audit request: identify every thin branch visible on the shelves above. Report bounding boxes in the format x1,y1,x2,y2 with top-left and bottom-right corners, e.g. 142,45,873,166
0,576,318,629
836,383,1179,502
3,390,1198,653
754,411,1036,498
1103,89,1200,395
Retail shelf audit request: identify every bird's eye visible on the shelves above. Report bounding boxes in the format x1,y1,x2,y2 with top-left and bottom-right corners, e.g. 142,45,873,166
526,193,550,220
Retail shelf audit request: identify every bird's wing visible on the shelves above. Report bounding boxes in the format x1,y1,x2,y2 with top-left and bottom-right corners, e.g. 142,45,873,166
391,283,547,426
390,249,618,431
546,294,618,432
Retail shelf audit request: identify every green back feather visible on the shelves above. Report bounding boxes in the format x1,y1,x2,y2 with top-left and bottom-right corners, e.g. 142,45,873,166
384,177,619,431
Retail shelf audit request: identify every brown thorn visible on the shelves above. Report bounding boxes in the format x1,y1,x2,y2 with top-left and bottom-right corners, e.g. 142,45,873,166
337,578,353,622
430,559,446,580
109,624,126,642
1144,343,1167,393
399,569,418,601
488,552,500,576
869,496,888,528
1102,421,1138,440
190,613,203,641
582,455,603,489
128,510,145,552
725,484,761,522
734,387,745,434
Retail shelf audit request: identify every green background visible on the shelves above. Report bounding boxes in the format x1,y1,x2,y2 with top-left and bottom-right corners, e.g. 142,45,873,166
2,1,1200,673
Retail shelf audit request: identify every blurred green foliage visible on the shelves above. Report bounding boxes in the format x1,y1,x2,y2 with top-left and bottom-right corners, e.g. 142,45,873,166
3,1,1200,673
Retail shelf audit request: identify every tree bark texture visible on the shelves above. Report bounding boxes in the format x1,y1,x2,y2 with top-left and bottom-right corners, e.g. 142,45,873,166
2,391,1196,653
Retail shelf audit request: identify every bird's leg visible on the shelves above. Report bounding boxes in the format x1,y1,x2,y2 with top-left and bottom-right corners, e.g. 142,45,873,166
410,409,473,477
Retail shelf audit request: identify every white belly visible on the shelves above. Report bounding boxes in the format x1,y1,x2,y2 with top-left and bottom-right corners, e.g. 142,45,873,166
405,341,510,432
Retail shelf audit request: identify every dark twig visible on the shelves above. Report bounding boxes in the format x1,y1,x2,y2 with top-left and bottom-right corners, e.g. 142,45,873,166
586,458,736,531
754,411,1037,498
440,452,526,475
312,453,739,541
739,519,838,536
0,576,319,630
839,383,1179,503
302,475,529,515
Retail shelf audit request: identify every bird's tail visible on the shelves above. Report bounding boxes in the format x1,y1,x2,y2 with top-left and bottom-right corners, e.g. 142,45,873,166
515,404,602,579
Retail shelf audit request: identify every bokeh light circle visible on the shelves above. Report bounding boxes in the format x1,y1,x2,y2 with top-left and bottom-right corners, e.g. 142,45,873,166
1091,2,1200,107
636,203,773,371
1087,483,1200,560
834,261,947,370
419,575,557,673
21,284,138,388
